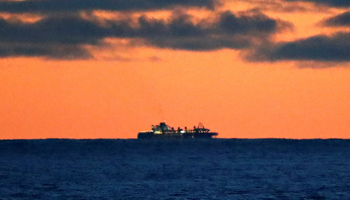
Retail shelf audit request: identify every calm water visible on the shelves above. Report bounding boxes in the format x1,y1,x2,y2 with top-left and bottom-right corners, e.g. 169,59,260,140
0,139,349,199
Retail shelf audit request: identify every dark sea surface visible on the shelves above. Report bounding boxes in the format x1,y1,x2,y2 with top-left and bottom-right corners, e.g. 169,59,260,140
0,139,350,200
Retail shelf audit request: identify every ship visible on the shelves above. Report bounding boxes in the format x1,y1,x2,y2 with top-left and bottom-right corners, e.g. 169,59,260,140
137,122,218,139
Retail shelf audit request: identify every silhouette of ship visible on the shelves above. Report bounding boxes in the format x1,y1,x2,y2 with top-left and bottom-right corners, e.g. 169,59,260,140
138,122,218,139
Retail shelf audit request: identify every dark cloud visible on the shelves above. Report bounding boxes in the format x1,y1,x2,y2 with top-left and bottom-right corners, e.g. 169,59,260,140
0,16,106,45
134,11,287,50
323,12,350,26
0,10,290,59
246,32,350,62
219,10,279,34
0,0,218,13
285,0,350,8
0,43,92,59
146,36,252,51
0,16,99,59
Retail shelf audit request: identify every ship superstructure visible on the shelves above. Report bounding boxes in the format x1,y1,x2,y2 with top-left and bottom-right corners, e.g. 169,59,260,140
138,122,218,139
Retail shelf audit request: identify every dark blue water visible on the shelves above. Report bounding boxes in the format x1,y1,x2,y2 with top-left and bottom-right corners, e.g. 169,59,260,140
0,139,349,199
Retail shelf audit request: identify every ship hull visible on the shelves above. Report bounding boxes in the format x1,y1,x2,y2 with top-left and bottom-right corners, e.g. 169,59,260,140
137,132,218,139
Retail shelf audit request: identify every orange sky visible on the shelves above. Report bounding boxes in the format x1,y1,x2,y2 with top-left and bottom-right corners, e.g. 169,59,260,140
0,0,350,139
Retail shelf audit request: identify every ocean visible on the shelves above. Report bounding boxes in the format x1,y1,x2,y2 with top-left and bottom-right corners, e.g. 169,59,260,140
0,139,349,199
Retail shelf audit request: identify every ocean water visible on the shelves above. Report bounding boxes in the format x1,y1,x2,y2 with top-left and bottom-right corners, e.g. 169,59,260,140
0,139,349,200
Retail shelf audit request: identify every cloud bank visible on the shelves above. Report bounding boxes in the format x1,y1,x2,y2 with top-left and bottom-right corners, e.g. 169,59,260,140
246,32,350,62
0,0,218,13
0,0,349,66
0,10,290,59
285,0,350,8
323,12,350,27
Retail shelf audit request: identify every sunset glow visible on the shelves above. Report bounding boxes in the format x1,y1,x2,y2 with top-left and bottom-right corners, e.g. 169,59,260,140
1,0,349,139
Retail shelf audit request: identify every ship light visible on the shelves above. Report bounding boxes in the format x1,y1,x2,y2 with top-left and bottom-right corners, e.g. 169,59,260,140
180,130,185,133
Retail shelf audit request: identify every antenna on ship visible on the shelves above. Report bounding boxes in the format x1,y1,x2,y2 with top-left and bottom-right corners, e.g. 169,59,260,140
198,122,205,129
